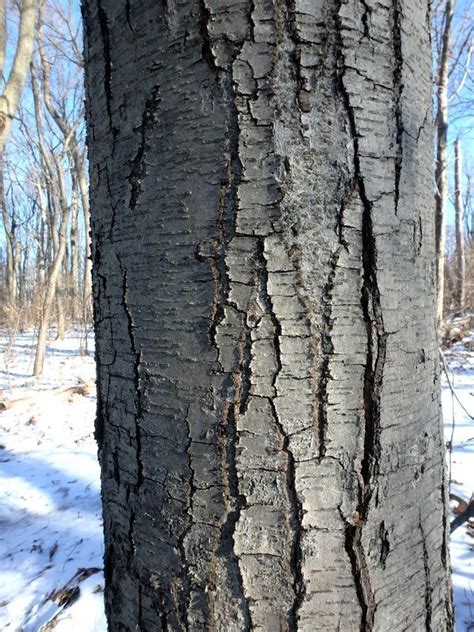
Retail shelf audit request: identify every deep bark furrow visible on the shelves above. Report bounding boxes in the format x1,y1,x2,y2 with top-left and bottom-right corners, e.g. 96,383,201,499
335,0,387,505
317,235,345,460
119,262,144,491
200,6,254,622
378,521,390,569
360,0,372,39
419,520,433,631
285,1,306,117
334,4,388,628
177,405,194,632
392,0,404,216
198,0,218,72
343,519,376,632
216,403,252,630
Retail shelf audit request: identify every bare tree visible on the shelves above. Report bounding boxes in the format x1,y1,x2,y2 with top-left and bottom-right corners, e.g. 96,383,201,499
432,0,473,323
29,61,72,373
36,5,92,322
0,0,88,369
453,137,465,314
434,0,454,325
0,0,39,305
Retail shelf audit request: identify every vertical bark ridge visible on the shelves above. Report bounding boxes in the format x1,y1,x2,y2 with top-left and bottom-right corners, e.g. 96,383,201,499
334,3,388,629
260,238,306,627
198,2,255,626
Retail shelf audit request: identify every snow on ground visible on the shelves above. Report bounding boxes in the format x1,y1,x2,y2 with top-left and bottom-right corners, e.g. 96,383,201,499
0,328,472,631
0,329,105,631
443,332,474,632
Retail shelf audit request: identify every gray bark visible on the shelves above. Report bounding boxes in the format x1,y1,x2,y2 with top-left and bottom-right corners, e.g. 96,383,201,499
84,1,453,630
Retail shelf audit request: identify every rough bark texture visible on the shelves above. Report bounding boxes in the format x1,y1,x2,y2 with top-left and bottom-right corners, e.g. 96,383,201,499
84,1,453,630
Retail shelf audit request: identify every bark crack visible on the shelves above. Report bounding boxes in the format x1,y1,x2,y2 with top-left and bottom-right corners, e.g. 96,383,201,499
419,519,433,631
392,0,404,216
259,239,305,629
378,520,390,569
117,255,144,595
216,402,252,630
196,5,253,623
285,2,312,124
318,187,352,459
128,84,161,210
335,3,388,628
176,404,193,632
96,1,117,141
360,0,372,39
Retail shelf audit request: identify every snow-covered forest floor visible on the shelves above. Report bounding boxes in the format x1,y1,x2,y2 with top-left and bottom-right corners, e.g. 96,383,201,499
443,330,474,631
0,330,105,631
0,330,472,631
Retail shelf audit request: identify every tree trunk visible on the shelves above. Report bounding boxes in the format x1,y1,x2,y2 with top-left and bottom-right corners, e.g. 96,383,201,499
55,283,66,340
84,2,453,630
0,151,17,305
0,0,39,152
33,215,69,375
454,138,465,316
434,0,453,326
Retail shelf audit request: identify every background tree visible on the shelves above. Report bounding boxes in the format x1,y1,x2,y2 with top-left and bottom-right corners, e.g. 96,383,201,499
432,0,473,323
1,0,90,372
453,137,465,315
0,0,39,306
84,1,452,630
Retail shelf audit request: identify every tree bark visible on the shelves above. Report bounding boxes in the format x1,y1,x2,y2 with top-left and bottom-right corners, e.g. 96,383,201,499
454,137,465,316
84,1,453,630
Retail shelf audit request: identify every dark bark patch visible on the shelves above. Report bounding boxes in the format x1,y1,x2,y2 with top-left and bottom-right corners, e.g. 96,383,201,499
419,519,433,631
379,521,390,569
128,85,161,210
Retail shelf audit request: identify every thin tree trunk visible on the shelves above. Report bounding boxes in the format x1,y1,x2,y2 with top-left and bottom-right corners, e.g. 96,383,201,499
84,2,453,630
55,284,66,339
0,151,17,304
454,137,465,315
33,218,69,375
70,191,80,321
434,0,453,326
0,0,39,152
